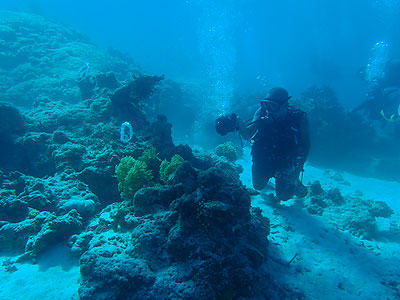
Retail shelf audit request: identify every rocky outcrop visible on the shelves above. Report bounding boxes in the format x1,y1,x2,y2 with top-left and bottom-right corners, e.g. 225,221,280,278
0,171,98,257
78,162,274,300
303,180,394,239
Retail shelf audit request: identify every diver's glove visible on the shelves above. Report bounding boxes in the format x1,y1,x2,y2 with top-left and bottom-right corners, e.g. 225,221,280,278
215,113,239,136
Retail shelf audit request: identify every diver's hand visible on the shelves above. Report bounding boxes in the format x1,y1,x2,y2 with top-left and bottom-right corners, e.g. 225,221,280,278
259,115,274,125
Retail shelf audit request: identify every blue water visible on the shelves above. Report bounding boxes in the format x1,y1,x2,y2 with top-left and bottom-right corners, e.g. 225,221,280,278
1,0,400,109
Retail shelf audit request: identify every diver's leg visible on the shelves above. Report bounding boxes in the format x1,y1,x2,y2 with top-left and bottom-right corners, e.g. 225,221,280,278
275,163,306,200
275,174,296,201
275,169,308,200
251,160,272,190
295,178,308,198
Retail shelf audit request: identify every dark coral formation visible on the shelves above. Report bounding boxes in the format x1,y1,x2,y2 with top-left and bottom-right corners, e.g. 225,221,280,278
108,74,164,129
0,102,26,169
78,163,273,300
110,74,164,107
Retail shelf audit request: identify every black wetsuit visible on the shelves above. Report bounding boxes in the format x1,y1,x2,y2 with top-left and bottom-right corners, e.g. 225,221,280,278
251,107,308,200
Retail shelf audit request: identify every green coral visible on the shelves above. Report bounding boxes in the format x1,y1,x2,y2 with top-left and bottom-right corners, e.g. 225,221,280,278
215,142,238,162
138,145,161,179
115,156,153,201
138,145,159,163
160,154,184,183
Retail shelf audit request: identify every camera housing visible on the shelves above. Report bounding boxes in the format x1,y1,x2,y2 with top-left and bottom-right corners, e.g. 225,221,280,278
215,113,238,136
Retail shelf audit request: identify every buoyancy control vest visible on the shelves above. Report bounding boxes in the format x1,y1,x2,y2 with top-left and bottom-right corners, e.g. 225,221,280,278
251,107,305,162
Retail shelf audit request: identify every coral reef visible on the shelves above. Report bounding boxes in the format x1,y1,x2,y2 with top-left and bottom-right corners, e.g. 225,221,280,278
303,180,394,239
137,145,162,179
214,141,239,162
0,171,98,257
110,74,164,106
0,11,134,107
0,102,26,170
0,102,25,136
0,15,285,294
146,114,174,152
115,157,154,201
78,161,274,300
109,74,164,131
159,154,184,183
25,209,82,256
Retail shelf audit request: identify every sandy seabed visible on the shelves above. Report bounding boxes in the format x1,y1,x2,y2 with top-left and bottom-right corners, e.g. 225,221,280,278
1,148,399,300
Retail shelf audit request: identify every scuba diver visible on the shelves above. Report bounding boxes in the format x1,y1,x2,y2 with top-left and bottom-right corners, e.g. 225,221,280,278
216,87,310,201
353,58,400,123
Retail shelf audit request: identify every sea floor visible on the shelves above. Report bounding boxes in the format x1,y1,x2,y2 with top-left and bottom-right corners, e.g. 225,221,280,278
1,149,400,300
239,148,400,300
0,256,80,300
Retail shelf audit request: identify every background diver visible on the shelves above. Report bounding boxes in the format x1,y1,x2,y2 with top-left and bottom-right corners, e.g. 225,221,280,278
353,58,400,123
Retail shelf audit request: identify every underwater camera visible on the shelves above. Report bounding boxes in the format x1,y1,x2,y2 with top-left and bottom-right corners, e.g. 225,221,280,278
215,113,238,136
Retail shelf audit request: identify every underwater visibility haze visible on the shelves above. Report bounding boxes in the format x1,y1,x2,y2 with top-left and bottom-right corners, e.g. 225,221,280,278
3,0,400,106
0,1,400,299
